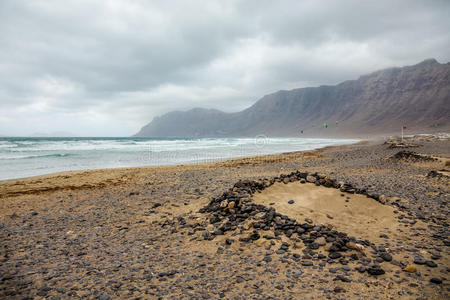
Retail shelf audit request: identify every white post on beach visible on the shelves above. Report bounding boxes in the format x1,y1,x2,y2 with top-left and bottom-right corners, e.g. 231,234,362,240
401,126,404,143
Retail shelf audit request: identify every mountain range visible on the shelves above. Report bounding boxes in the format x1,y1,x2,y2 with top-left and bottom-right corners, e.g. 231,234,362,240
135,59,450,137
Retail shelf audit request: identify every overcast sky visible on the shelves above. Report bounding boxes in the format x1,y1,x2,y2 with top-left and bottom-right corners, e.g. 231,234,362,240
1,0,449,136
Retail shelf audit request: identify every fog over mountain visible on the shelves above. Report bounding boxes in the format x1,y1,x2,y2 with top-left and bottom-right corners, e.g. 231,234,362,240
135,59,450,137
1,1,450,136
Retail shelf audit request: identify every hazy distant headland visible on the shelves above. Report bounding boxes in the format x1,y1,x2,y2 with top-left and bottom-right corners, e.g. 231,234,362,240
135,59,450,138
0,132,77,138
29,131,77,138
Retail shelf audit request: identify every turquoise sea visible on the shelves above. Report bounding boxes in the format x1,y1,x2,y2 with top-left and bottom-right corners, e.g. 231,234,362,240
0,137,358,180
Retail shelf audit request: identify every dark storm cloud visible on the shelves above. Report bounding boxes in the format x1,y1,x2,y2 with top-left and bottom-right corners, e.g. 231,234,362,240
0,0,449,136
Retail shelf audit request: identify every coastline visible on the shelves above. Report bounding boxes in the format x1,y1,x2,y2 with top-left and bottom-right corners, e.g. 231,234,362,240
0,136,359,182
0,140,364,199
0,137,448,299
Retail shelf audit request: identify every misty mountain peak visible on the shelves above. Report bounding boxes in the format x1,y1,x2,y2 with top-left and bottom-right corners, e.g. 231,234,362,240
135,59,450,137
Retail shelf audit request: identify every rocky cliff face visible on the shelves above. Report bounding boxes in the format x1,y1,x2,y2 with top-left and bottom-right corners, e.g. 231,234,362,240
135,59,450,137
135,108,230,137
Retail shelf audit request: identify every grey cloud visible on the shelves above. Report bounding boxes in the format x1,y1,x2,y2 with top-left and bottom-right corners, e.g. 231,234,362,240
0,0,449,136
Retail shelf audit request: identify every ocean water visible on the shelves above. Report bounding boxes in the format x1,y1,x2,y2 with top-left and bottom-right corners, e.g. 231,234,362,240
0,137,358,180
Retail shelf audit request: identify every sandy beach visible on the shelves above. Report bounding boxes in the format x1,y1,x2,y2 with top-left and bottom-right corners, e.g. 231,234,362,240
1,137,449,299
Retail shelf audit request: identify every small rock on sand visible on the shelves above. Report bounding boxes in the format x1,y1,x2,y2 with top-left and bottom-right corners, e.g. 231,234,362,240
430,278,442,284
367,266,385,275
346,242,364,251
315,237,326,246
403,265,417,273
306,175,316,183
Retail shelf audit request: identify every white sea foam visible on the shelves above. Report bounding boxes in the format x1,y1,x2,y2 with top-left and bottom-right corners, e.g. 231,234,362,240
0,137,358,180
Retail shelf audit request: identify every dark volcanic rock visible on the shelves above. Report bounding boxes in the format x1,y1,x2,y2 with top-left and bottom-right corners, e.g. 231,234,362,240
334,286,346,293
413,257,426,265
367,266,385,276
430,278,442,284
329,252,342,259
425,260,437,268
380,253,392,262
334,275,352,282
263,256,272,263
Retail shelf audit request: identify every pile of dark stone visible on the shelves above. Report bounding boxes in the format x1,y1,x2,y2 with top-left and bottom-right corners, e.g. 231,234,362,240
199,171,391,276
385,140,420,149
427,169,449,179
391,150,437,162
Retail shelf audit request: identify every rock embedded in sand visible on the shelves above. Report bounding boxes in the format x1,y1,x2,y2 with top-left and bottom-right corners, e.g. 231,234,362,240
413,257,426,265
308,242,320,249
430,253,441,260
250,232,261,240
329,252,342,259
425,260,437,268
367,265,385,276
334,275,351,282
263,256,272,263
334,286,346,293
430,278,442,284
379,252,392,262
288,200,294,204
403,265,417,273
